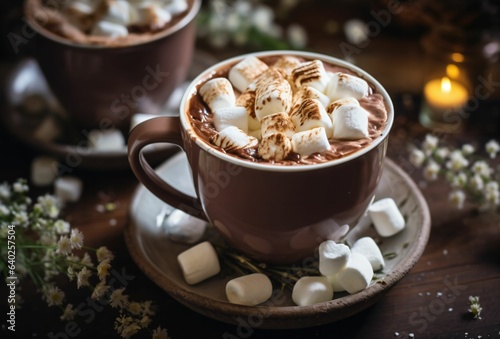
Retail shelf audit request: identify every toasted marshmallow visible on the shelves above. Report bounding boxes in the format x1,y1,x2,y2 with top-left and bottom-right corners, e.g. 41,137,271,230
247,68,283,92
226,273,273,306
271,56,302,75
211,126,258,152
248,129,262,140
103,0,131,26
229,56,269,92
326,72,370,101
290,99,333,138
336,252,373,294
177,241,220,285
162,0,188,16
236,91,259,131
351,237,385,271
54,176,83,203
318,240,351,276
292,276,333,306
260,112,295,138
130,3,172,30
213,106,248,133
368,198,405,237
326,97,360,114
291,59,330,93
258,133,292,161
31,156,57,187
331,104,369,140
292,86,330,111
91,20,128,38
291,127,331,156
199,78,236,112
254,78,292,121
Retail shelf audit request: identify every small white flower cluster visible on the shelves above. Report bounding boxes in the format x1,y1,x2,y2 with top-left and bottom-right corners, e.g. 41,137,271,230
197,0,307,49
409,135,500,212
0,179,170,339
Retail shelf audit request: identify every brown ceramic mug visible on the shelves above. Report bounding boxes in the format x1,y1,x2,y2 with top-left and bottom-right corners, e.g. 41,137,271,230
128,51,394,265
23,0,201,132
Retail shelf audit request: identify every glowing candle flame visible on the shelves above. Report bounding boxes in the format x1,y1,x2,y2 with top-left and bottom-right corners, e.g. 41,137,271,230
441,77,451,93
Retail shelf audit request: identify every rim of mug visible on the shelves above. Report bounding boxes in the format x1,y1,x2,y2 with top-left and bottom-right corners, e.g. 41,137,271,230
23,0,201,49
181,50,395,173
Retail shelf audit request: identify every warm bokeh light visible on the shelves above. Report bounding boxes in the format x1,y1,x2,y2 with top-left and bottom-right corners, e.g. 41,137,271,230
441,77,452,93
451,53,465,63
446,64,460,79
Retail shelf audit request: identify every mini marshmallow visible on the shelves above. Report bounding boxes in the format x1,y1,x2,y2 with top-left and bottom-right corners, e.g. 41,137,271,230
213,106,248,133
163,209,207,245
292,276,333,306
103,0,131,26
336,252,373,294
199,78,236,112
260,112,295,138
228,56,269,92
292,86,330,111
254,78,292,121
326,274,346,292
65,0,99,16
162,0,188,16
31,156,57,187
91,21,128,38
326,72,370,101
271,56,302,75
326,97,360,114
225,273,273,306
177,241,220,285
331,104,369,140
236,91,259,131
131,4,172,30
351,237,385,271
88,129,125,151
54,176,83,203
368,198,405,237
290,98,333,138
291,60,330,93
258,133,292,161
247,68,284,93
291,127,331,157
210,126,258,152
318,240,351,276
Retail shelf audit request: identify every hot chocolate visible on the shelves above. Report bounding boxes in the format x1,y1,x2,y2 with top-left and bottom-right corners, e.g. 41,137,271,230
187,55,388,165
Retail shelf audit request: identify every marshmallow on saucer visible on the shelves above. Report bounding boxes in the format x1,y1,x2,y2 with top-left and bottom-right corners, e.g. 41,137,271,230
177,241,220,285
54,176,83,203
336,252,373,294
326,72,370,101
291,60,330,93
318,240,351,276
351,237,384,271
258,132,292,161
331,104,369,140
290,98,333,138
236,91,260,131
31,156,57,187
211,126,258,152
292,276,333,306
164,209,207,245
199,78,236,112
229,56,269,92
254,78,292,121
91,21,128,38
260,112,295,138
292,127,331,157
88,129,125,151
368,198,405,237
213,106,249,133
225,273,273,306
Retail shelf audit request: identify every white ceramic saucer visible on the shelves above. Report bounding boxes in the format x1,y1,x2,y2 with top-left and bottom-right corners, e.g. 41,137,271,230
125,153,431,329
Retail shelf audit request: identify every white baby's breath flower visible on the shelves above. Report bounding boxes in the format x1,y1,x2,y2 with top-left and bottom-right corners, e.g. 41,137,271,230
472,161,492,178
81,252,94,267
60,304,76,321
37,194,60,219
97,259,111,281
485,139,500,159
409,148,426,167
139,315,151,329
13,181,29,193
77,267,92,289
422,134,439,155
97,246,114,262
91,281,110,300
39,233,57,246
449,190,466,209
128,302,142,315
423,161,440,181
469,175,484,192
450,172,467,188
13,211,28,227
485,181,499,193
0,204,10,217
44,285,65,306
54,219,70,234
120,323,141,338
0,182,11,199
70,229,84,249
461,144,475,155
110,288,129,309
446,150,469,172
152,326,170,339
56,236,72,255
141,300,155,316
287,23,308,49
434,147,449,161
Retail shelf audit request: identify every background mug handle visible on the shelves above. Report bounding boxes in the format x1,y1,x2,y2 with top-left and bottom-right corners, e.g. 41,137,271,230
127,116,206,220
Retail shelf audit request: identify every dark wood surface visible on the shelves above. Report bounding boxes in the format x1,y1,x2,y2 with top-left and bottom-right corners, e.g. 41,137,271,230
1,1,500,338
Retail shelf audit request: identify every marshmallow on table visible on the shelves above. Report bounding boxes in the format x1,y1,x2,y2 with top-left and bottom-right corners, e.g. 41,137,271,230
291,60,330,93
292,127,331,156
199,78,236,112
292,86,330,111
88,129,125,151
292,276,333,306
54,176,83,203
164,209,207,245
91,21,128,38
213,106,248,133
31,156,57,187
290,98,333,138
211,126,258,152
258,133,292,161
336,252,373,294
254,78,292,121
260,112,295,138
228,56,269,92
351,237,385,271
225,273,273,306
326,72,370,102
177,241,220,285
368,198,405,237
318,240,351,276
236,91,259,131
331,104,369,140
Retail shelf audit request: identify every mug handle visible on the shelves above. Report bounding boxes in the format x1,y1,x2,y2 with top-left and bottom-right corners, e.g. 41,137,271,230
127,116,207,220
